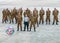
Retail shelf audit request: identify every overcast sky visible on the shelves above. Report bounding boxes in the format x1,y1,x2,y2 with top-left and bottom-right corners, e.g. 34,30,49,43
0,0,60,7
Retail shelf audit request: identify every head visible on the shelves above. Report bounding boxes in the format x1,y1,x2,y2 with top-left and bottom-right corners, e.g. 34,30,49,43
6,8,8,10
25,14,28,17
20,8,22,10
34,8,36,10
41,8,43,10
27,8,28,9
18,12,20,15
26,8,29,10
14,7,16,10
19,8,22,10
14,7,16,9
3,8,5,10
54,8,56,10
47,8,49,10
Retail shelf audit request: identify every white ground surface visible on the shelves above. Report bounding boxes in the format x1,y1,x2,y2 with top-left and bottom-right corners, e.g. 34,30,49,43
0,0,60,43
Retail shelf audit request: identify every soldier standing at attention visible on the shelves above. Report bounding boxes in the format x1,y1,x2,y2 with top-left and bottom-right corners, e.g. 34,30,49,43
2,9,8,23
39,8,45,24
30,15,36,32
52,8,59,25
46,8,51,24
16,12,22,31
33,8,39,27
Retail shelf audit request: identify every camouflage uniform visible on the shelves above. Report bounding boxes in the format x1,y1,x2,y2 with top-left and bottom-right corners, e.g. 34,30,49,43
46,8,51,24
52,8,59,25
39,8,45,24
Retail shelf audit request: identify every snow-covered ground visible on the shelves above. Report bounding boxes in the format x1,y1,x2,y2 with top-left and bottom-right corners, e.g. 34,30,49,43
0,0,60,43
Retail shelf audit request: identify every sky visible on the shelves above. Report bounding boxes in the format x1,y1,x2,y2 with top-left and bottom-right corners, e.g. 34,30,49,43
0,0,60,7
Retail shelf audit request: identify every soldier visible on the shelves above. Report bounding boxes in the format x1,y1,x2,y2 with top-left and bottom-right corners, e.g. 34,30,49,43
39,8,45,24
2,9,8,23
13,8,17,23
23,8,32,23
46,8,51,24
5,8,11,22
10,10,15,23
33,8,39,27
52,8,59,25
16,12,22,31
18,8,23,16
10,8,17,23
6,8,10,17
25,8,31,18
30,15,36,32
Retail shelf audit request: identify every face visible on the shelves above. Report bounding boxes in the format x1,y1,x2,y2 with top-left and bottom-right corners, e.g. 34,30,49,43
18,12,20,15
25,14,27,17
6,8,8,10
19,8,22,10
21,8,22,10
41,8,43,10
27,8,28,10
54,8,56,10
34,8,36,10
48,8,49,10
14,7,16,9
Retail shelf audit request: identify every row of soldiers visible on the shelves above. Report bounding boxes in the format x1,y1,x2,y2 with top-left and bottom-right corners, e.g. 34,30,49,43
2,8,59,31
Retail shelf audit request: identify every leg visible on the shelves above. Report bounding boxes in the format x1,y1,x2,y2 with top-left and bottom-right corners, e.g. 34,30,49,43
49,18,50,24
33,24,36,32
56,19,58,25
30,24,32,31
42,17,44,24
20,23,22,31
46,18,47,24
9,17,11,24
56,21,58,25
10,19,11,23
2,18,4,23
52,18,55,25
6,18,8,22
39,18,41,24
5,17,8,23
12,18,14,23
27,22,29,31
24,22,26,31
37,19,39,27
17,23,19,31
15,17,17,23
5,19,7,23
